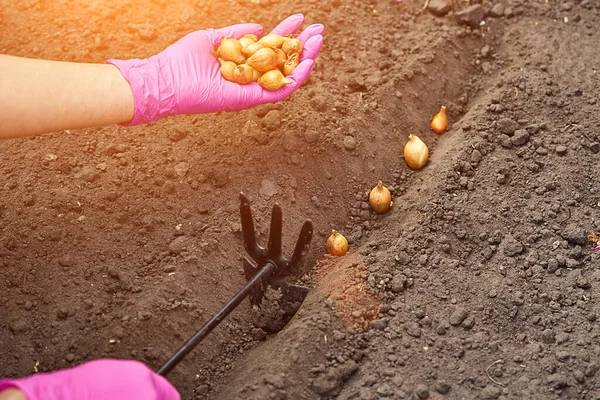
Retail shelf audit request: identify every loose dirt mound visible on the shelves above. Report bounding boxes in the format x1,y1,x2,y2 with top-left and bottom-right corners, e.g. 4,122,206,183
1,0,599,399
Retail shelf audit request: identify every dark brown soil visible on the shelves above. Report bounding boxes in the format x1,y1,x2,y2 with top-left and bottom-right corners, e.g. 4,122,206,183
1,0,600,399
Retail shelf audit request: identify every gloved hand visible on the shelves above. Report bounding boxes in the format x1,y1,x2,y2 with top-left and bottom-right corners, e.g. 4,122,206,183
107,14,324,126
0,359,179,400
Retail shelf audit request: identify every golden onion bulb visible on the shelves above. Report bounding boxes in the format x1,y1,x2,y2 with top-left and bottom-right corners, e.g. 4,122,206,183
247,47,279,73
404,134,429,170
431,106,448,134
258,69,292,91
326,230,349,256
218,37,245,64
282,38,303,55
257,34,286,48
369,181,392,214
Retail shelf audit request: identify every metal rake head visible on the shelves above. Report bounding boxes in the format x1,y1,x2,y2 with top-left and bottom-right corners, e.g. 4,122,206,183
239,193,313,333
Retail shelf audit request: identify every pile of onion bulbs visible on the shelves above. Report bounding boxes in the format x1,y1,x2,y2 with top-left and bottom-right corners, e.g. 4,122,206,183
214,34,303,91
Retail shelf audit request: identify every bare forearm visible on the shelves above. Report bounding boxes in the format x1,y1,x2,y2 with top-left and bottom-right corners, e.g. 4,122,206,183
0,55,134,138
0,389,26,400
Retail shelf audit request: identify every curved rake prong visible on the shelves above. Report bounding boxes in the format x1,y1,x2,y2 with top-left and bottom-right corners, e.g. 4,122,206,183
239,193,265,261
289,220,313,270
267,204,283,260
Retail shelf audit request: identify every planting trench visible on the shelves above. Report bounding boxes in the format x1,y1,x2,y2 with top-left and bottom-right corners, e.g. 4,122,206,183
2,0,600,399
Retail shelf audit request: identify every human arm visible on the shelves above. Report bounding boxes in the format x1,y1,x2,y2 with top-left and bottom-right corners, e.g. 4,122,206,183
0,55,134,138
0,14,323,139
0,389,26,400
0,359,179,400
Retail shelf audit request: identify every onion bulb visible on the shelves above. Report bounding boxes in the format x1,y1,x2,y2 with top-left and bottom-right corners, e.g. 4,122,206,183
258,69,292,91
282,38,303,55
243,33,258,42
369,181,392,214
217,37,245,65
239,36,256,50
218,58,237,82
326,230,349,256
274,48,288,68
283,53,299,76
247,47,279,73
250,67,262,82
233,64,255,85
242,42,264,58
403,134,429,170
431,106,448,134
257,34,286,48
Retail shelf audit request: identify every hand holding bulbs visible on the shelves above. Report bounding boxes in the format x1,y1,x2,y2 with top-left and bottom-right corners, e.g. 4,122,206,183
215,33,305,91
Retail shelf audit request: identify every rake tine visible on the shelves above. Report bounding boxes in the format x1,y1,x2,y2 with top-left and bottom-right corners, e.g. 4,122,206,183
267,204,283,260
239,193,265,261
289,220,313,270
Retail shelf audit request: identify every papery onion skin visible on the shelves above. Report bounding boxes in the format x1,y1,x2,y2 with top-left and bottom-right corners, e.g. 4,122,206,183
258,69,293,91
404,134,429,170
247,47,279,73
218,37,246,65
282,38,303,55
250,67,262,82
242,42,264,58
257,34,287,48
218,58,237,82
274,48,288,69
326,230,349,256
233,64,255,85
283,53,299,76
239,36,256,50
369,181,392,214
431,106,448,134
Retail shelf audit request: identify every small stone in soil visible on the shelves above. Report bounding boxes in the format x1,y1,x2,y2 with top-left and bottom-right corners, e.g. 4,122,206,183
415,384,429,399
9,319,28,334
455,4,485,28
547,373,568,389
404,321,421,337
498,134,512,148
168,127,188,142
435,380,451,394
376,383,394,397
343,136,357,151
555,145,567,155
259,179,278,199
427,0,451,16
480,384,501,399
490,3,504,17
497,118,519,135
449,307,468,326
391,274,408,293
511,129,530,146
304,129,319,144
261,110,281,131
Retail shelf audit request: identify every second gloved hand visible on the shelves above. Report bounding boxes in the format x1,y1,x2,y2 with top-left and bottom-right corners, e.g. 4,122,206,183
0,359,179,400
107,14,324,125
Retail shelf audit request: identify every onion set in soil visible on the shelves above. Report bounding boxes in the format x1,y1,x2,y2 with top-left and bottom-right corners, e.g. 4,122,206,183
404,134,429,170
326,230,349,256
369,181,392,214
431,106,448,134
214,33,303,90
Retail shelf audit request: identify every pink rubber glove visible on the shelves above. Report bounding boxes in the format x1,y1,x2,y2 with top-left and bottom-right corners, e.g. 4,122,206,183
107,14,324,126
0,359,179,400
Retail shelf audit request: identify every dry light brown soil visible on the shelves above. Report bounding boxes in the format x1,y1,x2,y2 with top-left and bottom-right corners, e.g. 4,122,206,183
1,0,600,399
